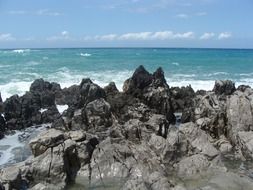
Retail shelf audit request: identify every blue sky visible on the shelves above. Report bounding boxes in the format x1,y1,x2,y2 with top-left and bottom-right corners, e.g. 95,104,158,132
0,0,253,48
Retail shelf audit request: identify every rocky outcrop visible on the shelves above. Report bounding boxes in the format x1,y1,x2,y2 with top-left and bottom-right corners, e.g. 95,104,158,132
1,66,253,189
123,65,175,123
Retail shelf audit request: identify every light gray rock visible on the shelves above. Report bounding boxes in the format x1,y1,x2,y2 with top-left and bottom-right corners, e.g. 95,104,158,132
227,91,253,143
29,129,65,157
176,154,210,178
237,131,253,159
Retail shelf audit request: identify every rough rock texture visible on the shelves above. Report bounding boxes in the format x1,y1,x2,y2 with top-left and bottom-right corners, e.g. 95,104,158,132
1,66,253,189
213,80,236,95
123,65,175,123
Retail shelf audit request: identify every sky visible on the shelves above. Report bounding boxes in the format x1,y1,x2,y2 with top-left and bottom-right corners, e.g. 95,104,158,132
0,0,253,48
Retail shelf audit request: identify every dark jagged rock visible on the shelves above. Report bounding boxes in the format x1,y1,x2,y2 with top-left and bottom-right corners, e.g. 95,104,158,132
123,66,175,123
123,65,153,93
152,67,167,87
3,95,22,122
213,80,236,95
79,78,106,107
104,82,119,95
170,85,195,112
237,85,251,92
57,85,80,107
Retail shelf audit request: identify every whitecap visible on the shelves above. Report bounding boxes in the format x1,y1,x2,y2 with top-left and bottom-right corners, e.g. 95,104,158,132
26,61,41,66
80,53,92,57
171,62,180,66
207,72,229,76
12,49,30,53
173,74,196,78
0,81,32,101
166,79,215,91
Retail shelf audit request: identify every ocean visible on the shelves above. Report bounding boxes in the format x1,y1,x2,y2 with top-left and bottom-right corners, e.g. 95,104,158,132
0,48,253,101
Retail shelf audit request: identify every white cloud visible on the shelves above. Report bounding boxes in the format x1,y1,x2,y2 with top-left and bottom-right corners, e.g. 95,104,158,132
196,12,207,16
218,32,232,40
175,14,189,19
0,33,15,41
173,32,195,39
83,31,195,41
118,32,152,40
200,32,215,40
95,34,118,41
36,9,62,16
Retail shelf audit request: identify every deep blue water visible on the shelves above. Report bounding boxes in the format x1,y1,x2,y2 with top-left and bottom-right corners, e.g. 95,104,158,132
0,48,253,100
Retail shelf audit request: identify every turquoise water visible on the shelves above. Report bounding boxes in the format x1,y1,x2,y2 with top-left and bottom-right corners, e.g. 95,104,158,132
0,48,253,100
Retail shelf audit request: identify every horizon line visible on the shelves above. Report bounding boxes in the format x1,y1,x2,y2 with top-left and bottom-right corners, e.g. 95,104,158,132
1,46,253,50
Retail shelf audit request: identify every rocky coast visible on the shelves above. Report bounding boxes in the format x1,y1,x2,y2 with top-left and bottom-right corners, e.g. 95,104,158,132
0,65,253,190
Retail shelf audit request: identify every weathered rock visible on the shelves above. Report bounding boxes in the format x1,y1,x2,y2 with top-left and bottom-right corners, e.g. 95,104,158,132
213,80,236,95
194,93,227,138
179,122,219,158
79,78,106,107
29,129,65,157
84,98,112,128
227,90,253,144
237,85,251,92
104,82,119,95
170,85,195,112
123,65,153,93
57,85,80,107
123,66,175,123
78,137,170,189
0,166,27,190
3,95,22,122
237,131,253,160
176,154,211,178
29,139,80,188
30,79,60,108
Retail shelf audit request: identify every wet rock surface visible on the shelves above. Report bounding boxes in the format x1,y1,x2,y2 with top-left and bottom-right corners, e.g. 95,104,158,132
0,66,253,190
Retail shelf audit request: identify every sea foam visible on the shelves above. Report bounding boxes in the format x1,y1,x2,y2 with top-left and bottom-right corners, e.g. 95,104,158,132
80,53,92,57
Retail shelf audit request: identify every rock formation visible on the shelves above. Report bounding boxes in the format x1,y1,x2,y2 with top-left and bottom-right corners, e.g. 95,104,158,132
0,66,253,190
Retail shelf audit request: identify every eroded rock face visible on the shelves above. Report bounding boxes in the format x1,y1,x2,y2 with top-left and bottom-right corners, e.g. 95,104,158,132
213,80,236,95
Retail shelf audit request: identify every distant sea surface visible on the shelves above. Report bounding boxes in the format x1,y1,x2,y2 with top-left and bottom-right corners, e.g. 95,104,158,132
1,48,253,100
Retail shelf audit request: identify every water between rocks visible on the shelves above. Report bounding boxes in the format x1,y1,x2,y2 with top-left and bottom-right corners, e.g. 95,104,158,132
0,124,50,168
